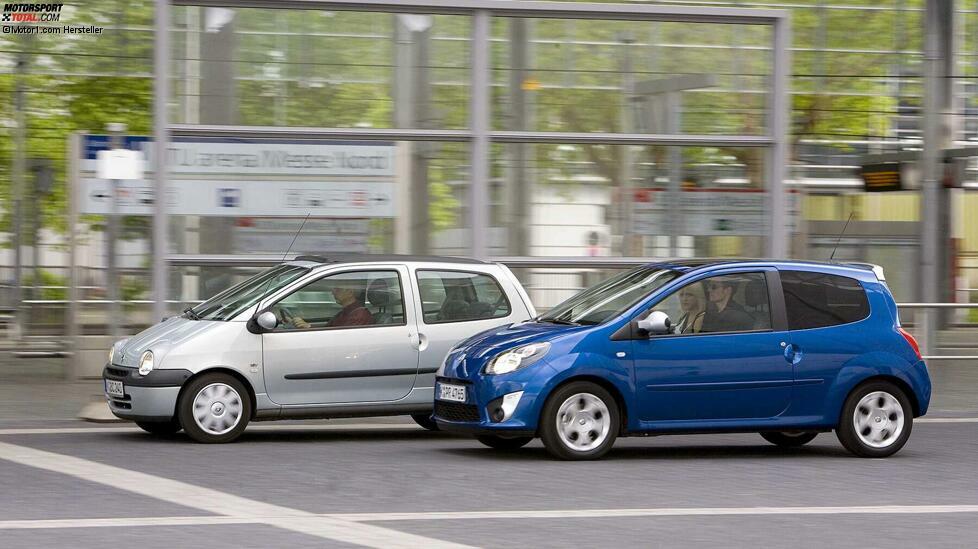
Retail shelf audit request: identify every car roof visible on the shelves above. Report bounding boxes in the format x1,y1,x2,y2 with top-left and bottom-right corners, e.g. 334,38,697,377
645,258,882,280
287,254,490,267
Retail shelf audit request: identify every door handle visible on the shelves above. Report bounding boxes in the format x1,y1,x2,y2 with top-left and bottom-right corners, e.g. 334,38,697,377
417,332,429,352
782,343,802,365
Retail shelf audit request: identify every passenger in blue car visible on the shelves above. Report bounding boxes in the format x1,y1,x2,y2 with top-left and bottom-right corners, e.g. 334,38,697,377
701,276,754,333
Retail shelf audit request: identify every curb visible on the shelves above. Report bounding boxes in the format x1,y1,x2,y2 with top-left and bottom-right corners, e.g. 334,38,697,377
77,401,125,423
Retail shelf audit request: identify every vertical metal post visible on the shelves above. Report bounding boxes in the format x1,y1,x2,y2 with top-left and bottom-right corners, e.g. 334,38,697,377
508,17,531,257
106,125,124,339
619,33,635,255
153,0,170,323
12,49,27,340
920,0,953,356
470,10,490,259
67,134,80,381
766,15,791,258
666,91,682,258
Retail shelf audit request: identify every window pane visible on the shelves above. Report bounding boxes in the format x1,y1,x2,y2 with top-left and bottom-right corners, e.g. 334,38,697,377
417,271,511,323
273,270,404,330
781,271,869,330
698,272,771,333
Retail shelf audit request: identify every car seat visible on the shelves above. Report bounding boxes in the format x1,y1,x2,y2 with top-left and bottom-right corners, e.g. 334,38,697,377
744,277,771,329
367,279,394,325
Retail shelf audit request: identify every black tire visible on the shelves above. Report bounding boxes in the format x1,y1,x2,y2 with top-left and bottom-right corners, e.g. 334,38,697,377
760,431,818,447
540,381,619,460
412,413,439,431
177,373,252,444
135,419,182,435
477,435,532,450
836,380,914,458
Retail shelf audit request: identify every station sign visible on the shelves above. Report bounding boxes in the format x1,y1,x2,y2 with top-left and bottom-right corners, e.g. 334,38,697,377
861,163,903,192
631,188,800,236
80,179,394,218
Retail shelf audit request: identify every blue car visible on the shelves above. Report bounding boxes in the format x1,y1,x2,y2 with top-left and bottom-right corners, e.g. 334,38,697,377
433,260,930,460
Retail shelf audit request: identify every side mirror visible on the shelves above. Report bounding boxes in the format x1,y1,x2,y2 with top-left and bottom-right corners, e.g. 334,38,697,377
256,311,278,331
636,311,671,336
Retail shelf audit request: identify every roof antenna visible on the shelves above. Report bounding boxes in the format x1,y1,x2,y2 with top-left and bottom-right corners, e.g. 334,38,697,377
252,213,311,318
829,211,854,261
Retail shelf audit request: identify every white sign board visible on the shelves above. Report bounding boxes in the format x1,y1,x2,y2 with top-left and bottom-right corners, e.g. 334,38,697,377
80,179,394,218
96,149,145,180
83,141,395,177
631,189,800,236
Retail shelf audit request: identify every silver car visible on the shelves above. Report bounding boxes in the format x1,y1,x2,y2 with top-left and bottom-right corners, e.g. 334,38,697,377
103,255,535,443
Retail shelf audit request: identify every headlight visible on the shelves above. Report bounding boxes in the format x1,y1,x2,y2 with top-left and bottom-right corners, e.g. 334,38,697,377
485,342,550,375
108,339,128,364
138,350,154,376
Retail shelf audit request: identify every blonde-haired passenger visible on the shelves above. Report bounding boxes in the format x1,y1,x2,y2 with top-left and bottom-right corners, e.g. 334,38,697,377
675,282,706,334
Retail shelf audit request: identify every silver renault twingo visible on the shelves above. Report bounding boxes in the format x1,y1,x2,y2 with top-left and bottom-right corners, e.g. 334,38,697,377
103,255,535,443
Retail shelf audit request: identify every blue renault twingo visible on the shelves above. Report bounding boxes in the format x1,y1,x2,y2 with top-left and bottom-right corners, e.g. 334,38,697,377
433,260,931,460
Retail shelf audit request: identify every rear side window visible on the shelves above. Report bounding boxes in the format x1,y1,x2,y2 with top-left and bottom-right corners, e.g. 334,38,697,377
417,270,511,323
781,271,870,330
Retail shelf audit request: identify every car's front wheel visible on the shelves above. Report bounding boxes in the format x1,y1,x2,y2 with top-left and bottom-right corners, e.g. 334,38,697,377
178,373,251,443
540,381,619,460
836,380,913,458
761,431,818,447
136,419,182,435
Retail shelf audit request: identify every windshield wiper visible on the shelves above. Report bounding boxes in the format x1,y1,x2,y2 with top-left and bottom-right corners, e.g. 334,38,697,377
182,307,201,320
539,318,579,326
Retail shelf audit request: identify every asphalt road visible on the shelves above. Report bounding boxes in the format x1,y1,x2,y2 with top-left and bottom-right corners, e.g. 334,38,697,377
1,416,977,548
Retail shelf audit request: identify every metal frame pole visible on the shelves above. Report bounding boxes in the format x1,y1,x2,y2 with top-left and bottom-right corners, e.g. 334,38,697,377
470,9,490,259
766,14,790,259
153,0,170,323
67,134,80,381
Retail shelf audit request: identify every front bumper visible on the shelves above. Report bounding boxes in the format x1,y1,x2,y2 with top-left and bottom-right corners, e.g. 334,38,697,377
431,369,551,437
102,364,190,421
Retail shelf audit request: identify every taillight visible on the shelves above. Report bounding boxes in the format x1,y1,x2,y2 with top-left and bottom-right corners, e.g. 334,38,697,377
899,327,922,360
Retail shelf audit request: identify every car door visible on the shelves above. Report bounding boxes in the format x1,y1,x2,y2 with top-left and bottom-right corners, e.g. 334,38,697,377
631,269,794,422
412,268,521,387
261,266,421,405
778,269,873,417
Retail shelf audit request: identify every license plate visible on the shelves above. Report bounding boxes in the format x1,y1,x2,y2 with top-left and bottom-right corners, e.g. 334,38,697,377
437,383,466,403
105,379,124,398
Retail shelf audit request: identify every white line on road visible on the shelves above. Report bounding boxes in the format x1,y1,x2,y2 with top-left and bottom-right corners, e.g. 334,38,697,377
4,504,978,531
0,423,424,435
0,441,471,549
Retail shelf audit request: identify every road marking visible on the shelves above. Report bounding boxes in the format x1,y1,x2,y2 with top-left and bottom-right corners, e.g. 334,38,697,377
4,504,978,531
0,423,424,435
916,417,978,423
0,441,470,549
330,504,978,522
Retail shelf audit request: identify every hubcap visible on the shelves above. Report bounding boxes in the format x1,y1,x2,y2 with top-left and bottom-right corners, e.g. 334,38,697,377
556,392,611,452
193,383,243,436
853,391,905,449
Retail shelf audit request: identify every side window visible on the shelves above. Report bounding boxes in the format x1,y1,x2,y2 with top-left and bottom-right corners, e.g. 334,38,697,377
651,272,771,335
417,270,511,323
781,271,869,330
271,270,405,331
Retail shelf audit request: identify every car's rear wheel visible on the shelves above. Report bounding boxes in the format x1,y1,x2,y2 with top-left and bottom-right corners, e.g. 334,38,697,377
477,435,532,450
761,431,818,447
411,413,439,431
136,419,182,435
178,373,251,443
540,382,619,460
836,380,913,458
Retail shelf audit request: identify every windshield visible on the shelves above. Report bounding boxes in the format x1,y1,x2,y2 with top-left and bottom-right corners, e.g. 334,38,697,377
538,266,679,325
188,264,309,321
